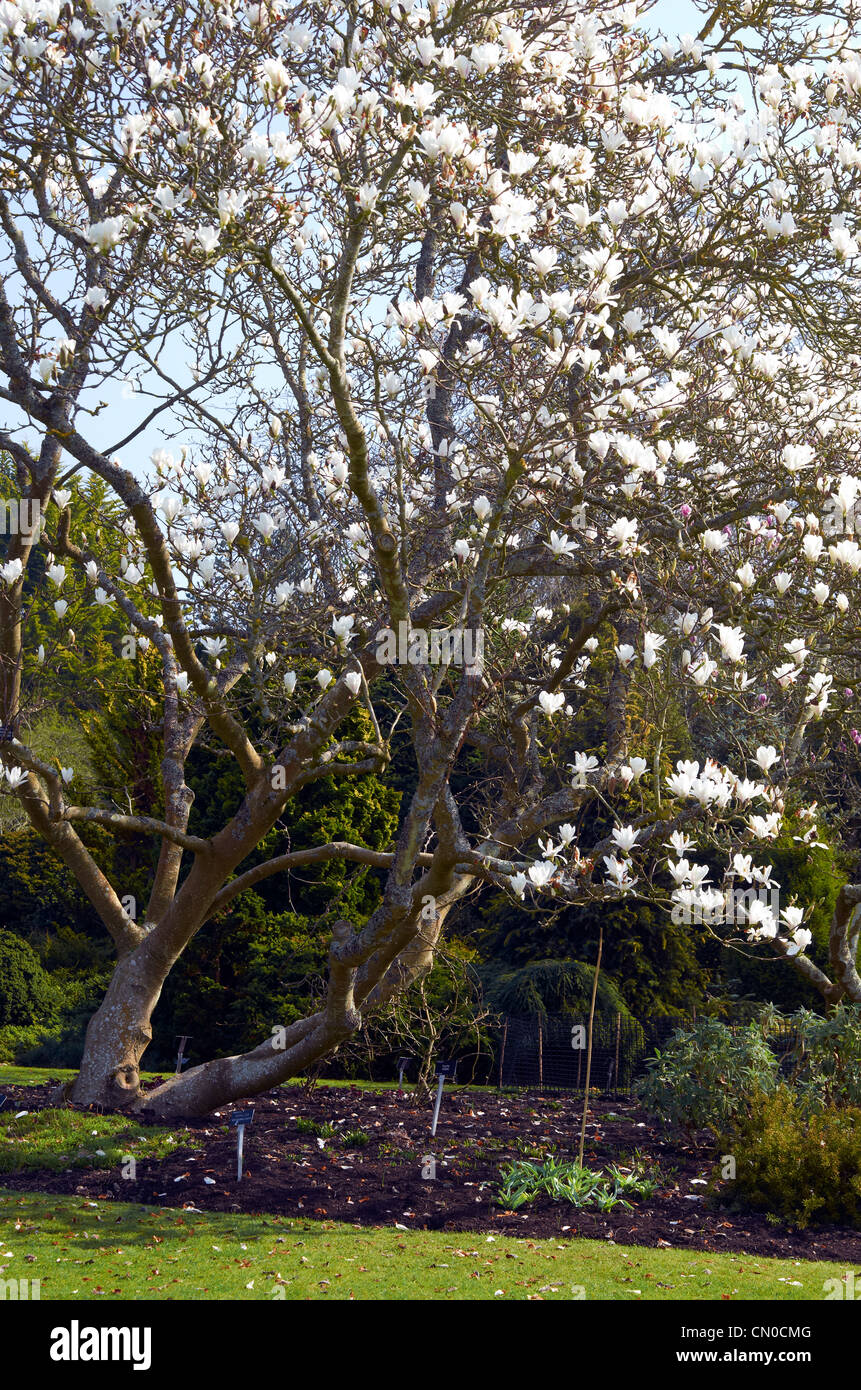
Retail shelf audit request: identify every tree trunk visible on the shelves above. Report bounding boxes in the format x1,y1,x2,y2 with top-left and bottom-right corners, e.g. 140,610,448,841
777,883,861,1008
70,938,170,1109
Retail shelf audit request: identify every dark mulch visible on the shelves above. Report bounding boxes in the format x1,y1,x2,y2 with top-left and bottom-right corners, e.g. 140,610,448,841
2,1081,859,1263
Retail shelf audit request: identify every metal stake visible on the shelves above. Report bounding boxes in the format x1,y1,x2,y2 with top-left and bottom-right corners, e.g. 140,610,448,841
430,1073,446,1137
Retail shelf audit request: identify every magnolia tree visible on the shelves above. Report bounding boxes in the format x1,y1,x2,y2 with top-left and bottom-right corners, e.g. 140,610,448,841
0,0,860,1116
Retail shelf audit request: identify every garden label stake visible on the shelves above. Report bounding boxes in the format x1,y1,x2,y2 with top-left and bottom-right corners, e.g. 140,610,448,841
175,1035,192,1077
229,1108,254,1182
397,1056,412,1094
430,1061,457,1136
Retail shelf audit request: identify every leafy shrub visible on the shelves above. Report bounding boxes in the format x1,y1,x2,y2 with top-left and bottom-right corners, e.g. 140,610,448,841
784,1004,861,1111
720,1088,861,1228
634,1017,779,1136
15,1006,93,1068
0,929,57,1026
0,1023,58,1064
497,1156,661,1211
480,958,632,1022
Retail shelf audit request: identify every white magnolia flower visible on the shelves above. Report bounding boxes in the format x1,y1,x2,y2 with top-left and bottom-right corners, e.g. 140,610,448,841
509,871,528,898
86,217,124,253
715,624,745,662
538,690,565,716
734,778,765,804
1,559,23,585
786,927,813,956
611,824,640,854
332,614,355,646
643,632,666,669
544,529,577,558
667,830,696,857
701,529,728,553
570,752,600,780
195,225,221,254
603,855,638,890
528,860,556,889
755,745,780,774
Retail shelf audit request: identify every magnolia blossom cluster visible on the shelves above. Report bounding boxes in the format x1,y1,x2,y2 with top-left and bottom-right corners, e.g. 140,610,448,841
508,751,819,959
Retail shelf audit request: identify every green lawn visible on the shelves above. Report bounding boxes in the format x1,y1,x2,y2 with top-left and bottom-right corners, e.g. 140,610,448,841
0,1064,493,1093
0,1189,850,1301
0,1108,199,1174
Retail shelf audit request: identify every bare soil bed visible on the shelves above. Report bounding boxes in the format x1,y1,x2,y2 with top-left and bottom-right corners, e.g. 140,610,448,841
2,1081,859,1263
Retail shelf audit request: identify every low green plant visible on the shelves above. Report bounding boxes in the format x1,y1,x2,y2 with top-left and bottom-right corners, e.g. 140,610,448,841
496,1155,661,1211
341,1128,371,1148
719,1087,861,1229
295,1117,336,1139
634,1017,779,1137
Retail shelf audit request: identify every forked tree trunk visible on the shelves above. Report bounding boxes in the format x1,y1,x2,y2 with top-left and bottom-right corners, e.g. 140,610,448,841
69,891,456,1117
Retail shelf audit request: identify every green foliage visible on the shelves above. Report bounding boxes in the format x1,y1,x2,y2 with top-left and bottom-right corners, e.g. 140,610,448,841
1,465,142,724
0,712,100,834
636,1006,861,1147
341,1128,371,1147
0,930,57,1025
497,1155,662,1211
80,645,167,826
783,1004,861,1111
479,957,630,1021
0,1024,51,1064
0,829,110,947
635,1017,780,1136
721,1089,861,1229
467,890,710,1021
701,837,845,1013
295,1117,336,1138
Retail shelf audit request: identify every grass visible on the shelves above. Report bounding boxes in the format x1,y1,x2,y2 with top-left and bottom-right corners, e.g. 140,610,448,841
0,1188,849,1301
0,1065,494,1094
0,1109,199,1174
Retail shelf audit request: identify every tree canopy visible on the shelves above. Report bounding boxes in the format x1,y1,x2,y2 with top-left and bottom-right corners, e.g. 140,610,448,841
0,0,859,1114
